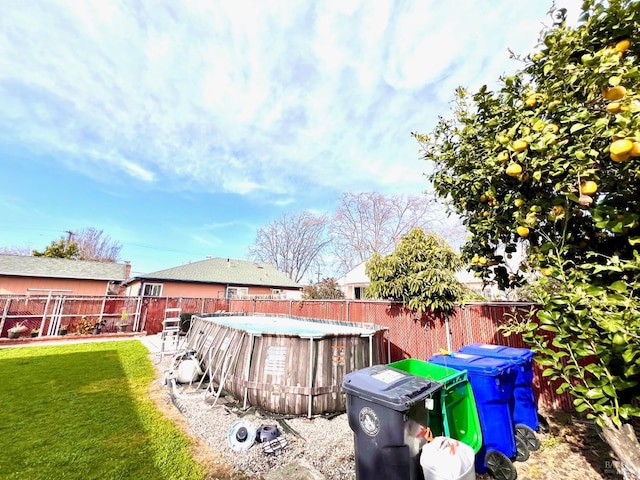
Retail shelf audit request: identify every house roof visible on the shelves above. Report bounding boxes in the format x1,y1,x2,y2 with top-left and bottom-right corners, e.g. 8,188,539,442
132,257,300,289
0,254,129,281
337,262,369,286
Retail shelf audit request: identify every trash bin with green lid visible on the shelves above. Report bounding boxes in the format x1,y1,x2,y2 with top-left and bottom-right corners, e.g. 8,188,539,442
342,364,443,480
388,358,482,455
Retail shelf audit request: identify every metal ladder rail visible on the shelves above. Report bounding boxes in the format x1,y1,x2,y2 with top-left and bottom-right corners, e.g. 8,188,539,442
157,308,182,361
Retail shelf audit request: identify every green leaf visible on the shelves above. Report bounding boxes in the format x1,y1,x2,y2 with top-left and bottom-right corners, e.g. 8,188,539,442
602,384,616,398
622,348,637,363
575,402,590,413
542,368,556,377
585,388,605,400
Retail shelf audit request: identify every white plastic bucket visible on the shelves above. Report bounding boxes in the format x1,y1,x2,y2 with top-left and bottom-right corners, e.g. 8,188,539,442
420,437,475,480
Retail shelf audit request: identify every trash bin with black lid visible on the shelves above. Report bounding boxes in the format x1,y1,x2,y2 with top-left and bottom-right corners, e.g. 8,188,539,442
342,364,443,480
458,343,541,453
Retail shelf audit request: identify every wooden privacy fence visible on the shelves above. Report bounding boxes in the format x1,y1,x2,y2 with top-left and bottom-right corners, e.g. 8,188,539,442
0,295,573,411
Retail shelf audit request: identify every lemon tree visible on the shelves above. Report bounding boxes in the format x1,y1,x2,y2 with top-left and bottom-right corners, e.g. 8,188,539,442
414,0,640,469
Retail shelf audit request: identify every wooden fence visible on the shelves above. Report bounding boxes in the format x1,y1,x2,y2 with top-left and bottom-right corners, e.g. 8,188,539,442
0,295,572,411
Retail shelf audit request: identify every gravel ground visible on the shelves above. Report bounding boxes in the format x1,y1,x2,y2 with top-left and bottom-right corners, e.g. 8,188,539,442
156,357,357,480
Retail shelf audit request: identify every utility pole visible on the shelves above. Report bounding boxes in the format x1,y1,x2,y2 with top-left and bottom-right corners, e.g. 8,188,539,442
316,269,321,283
64,230,75,244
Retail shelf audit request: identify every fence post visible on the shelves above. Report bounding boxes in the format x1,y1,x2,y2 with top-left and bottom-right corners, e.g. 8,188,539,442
0,298,10,337
98,296,107,324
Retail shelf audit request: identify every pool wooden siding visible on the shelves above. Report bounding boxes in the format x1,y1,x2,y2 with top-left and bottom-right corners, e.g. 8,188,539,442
191,315,387,416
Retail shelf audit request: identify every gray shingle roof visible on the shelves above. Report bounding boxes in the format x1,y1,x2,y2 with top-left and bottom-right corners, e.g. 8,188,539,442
0,254,128,281
136,258,300,288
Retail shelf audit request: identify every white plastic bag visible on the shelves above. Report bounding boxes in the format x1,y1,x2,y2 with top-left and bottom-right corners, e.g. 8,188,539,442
420,436,475,480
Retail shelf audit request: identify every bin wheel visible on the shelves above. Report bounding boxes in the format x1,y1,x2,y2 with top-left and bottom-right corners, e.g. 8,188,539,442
537,413,550,433
516,424,540,451
485,450,517,480
515,435,530,462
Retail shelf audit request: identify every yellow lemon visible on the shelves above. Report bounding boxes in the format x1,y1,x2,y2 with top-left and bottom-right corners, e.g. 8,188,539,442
603,86,627,101
506,163,523,177
611,139,633,155
541,268,553,277
516,226,530,237
630,142,640,157
497,150,510,162
606,102,622,114
615,39,630,53
525,96,537,107
514,198,525,207
580,181,598,195
512,140,528,152
611,151,631,163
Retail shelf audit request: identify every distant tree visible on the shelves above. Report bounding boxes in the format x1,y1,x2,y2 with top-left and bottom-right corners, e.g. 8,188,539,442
33,239,80,259
249,211,331,283
31,228,121,262
329,192,438,275
73,228,122,262
302,278,345,300
366,228,463,315
0,245,32,256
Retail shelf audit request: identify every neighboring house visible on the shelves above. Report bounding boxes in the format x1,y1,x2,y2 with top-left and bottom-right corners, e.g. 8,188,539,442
337,261,507,300
125,257,302,299
336,262,370,300
0,254,131,296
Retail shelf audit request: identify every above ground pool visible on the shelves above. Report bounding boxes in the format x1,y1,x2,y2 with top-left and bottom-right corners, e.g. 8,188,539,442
185,313,389,417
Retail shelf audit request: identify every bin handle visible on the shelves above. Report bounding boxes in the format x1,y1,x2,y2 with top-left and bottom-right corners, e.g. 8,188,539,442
444,376,467,390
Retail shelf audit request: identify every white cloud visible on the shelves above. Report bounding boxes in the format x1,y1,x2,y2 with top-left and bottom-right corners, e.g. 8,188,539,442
0,0,583,206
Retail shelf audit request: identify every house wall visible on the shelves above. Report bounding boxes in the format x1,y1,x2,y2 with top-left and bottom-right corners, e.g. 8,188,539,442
126,280,300,299
0,275,111,296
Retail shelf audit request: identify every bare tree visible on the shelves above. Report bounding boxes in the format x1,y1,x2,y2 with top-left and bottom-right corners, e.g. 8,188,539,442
249,211,330,283
0,245,32,256
329,192,438,275
72,228,122,262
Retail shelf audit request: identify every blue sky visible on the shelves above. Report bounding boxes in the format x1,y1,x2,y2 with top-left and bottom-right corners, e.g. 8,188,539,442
0,0,582,277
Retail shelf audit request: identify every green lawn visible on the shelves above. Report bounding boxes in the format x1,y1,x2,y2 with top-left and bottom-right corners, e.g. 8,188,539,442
0,341,206,480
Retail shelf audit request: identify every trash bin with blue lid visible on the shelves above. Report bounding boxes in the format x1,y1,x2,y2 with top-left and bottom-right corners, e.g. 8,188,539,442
342,364,443,480
428,352,518,480
458,343,540,453
387,358,482,454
